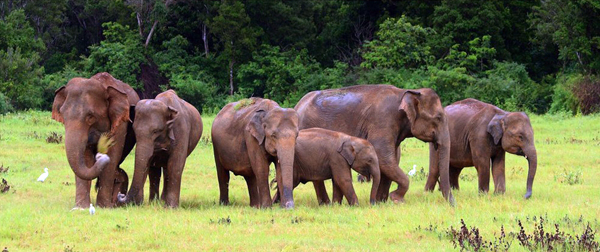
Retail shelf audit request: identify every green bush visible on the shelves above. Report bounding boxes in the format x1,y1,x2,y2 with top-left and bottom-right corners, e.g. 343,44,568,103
549,74,580,114
83,22,146,90
40,66,88,110
0,92,13,115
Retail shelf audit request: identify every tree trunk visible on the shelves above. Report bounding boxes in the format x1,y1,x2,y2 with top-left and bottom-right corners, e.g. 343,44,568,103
202,23,209,57
144,20,158,48
229,59,234,95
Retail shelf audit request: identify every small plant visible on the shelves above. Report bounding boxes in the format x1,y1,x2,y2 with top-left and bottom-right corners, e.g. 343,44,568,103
210,216,231,225
554,168,583,185
0,164,8,173
97,133,115,154
199,135,212,146
0,178,10,193
45,131,63,144
460,173,476,182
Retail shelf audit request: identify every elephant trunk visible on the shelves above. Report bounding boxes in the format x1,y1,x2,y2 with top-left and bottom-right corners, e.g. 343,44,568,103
524,147,537,199
369,163,381,205
118,140,153,205
276,142,295,209
64,125,109,180
437,126,456,206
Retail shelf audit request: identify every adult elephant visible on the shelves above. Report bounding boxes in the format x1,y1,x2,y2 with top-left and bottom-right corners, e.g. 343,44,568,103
212,98,298,209
426,98,537,199
118,90,202,208
295,85,454,205
52,72,139,208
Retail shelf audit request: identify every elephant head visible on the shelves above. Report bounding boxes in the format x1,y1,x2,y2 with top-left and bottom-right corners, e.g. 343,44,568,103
119,99,177,205
400,89,454,204
338,139,381,205
51,74,133,180
247,107,299,209
487,112,537,199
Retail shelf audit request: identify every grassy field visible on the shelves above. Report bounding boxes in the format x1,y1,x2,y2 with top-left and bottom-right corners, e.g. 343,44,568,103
0,111,599,251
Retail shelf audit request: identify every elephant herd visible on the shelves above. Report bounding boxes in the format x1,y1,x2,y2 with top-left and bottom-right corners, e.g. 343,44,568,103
51,72,537,209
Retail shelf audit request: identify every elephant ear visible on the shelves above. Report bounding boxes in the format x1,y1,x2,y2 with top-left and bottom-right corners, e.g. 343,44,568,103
337,140,356,167
487,114,506,145
106,86,131,134
166,106,179,141
51,86,66,123
246,109,267,145
399,90,421,126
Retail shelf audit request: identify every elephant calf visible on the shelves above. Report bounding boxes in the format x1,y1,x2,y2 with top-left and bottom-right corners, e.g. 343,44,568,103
118,90,202,208
426,98,537,199
274,128,381,206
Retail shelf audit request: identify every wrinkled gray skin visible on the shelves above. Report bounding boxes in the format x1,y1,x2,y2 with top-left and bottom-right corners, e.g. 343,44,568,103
212,98,298,209
295,85,454,205
272,128,381,206
118,90,202,208
426,98,537,199
52,72,139,208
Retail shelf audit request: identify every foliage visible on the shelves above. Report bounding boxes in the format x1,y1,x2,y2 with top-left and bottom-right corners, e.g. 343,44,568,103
554,168,583,185
83,22,147,90
0,92,13,115
530,0,600,74
153,35,222,113
40,65,87,110
361,16,435,69
549,74,583,114
0,9,46,110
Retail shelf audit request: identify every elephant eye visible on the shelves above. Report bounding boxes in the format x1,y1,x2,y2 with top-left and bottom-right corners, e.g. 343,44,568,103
152,129,162,134
271,133,277,139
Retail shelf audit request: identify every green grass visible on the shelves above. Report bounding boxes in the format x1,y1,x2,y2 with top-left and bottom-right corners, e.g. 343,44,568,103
1,111,599,251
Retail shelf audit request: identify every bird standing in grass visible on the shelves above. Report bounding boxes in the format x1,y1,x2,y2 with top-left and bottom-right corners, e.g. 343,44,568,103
37,168,49,182
408,164,417,177
89,203,95,215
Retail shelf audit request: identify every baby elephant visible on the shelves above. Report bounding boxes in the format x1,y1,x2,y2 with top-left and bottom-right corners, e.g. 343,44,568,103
118,90,202,208
426,98,537,199
274,128,380,205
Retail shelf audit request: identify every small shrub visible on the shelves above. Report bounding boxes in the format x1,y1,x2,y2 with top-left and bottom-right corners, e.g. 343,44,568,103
0,164,8,173
554,168,583,185
572,76,600,115
45,132,63,144
1,178,10,193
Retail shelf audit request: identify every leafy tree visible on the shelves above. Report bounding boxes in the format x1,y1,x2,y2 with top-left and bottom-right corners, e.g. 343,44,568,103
209,0,262,95
83,22,146,89
530,0,600,74
0,9,45,109
361,16,435,69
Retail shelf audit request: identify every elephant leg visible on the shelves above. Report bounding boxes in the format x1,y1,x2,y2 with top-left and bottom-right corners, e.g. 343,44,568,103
331,180,343,204
164,164,184,208
334,172,358,206
312,181,330,205
449,166,462,190
215,156,230,205
149,166,161,202
492,152,506,194
246,149,271,208
245,175,260,208
425,142,439,191
473,157,491,194
376,175,392,202
74,175,92,208
384,166,409,203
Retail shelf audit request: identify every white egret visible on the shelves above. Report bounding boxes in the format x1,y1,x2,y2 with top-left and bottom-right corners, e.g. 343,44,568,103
89,203,95,215
408,164,417,177
37,168,49,182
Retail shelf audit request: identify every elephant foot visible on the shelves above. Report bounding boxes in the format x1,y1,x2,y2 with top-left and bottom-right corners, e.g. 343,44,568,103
389,193,405,204
523,191,532,199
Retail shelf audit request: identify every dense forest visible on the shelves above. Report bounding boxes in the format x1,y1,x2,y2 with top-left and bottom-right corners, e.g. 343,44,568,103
1,0,599,115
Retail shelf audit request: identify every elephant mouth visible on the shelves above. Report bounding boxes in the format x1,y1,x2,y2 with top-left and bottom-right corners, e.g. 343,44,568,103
516,148,525,156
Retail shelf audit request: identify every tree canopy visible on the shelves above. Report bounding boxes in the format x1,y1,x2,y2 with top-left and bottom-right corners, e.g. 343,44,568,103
1,0,599,115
